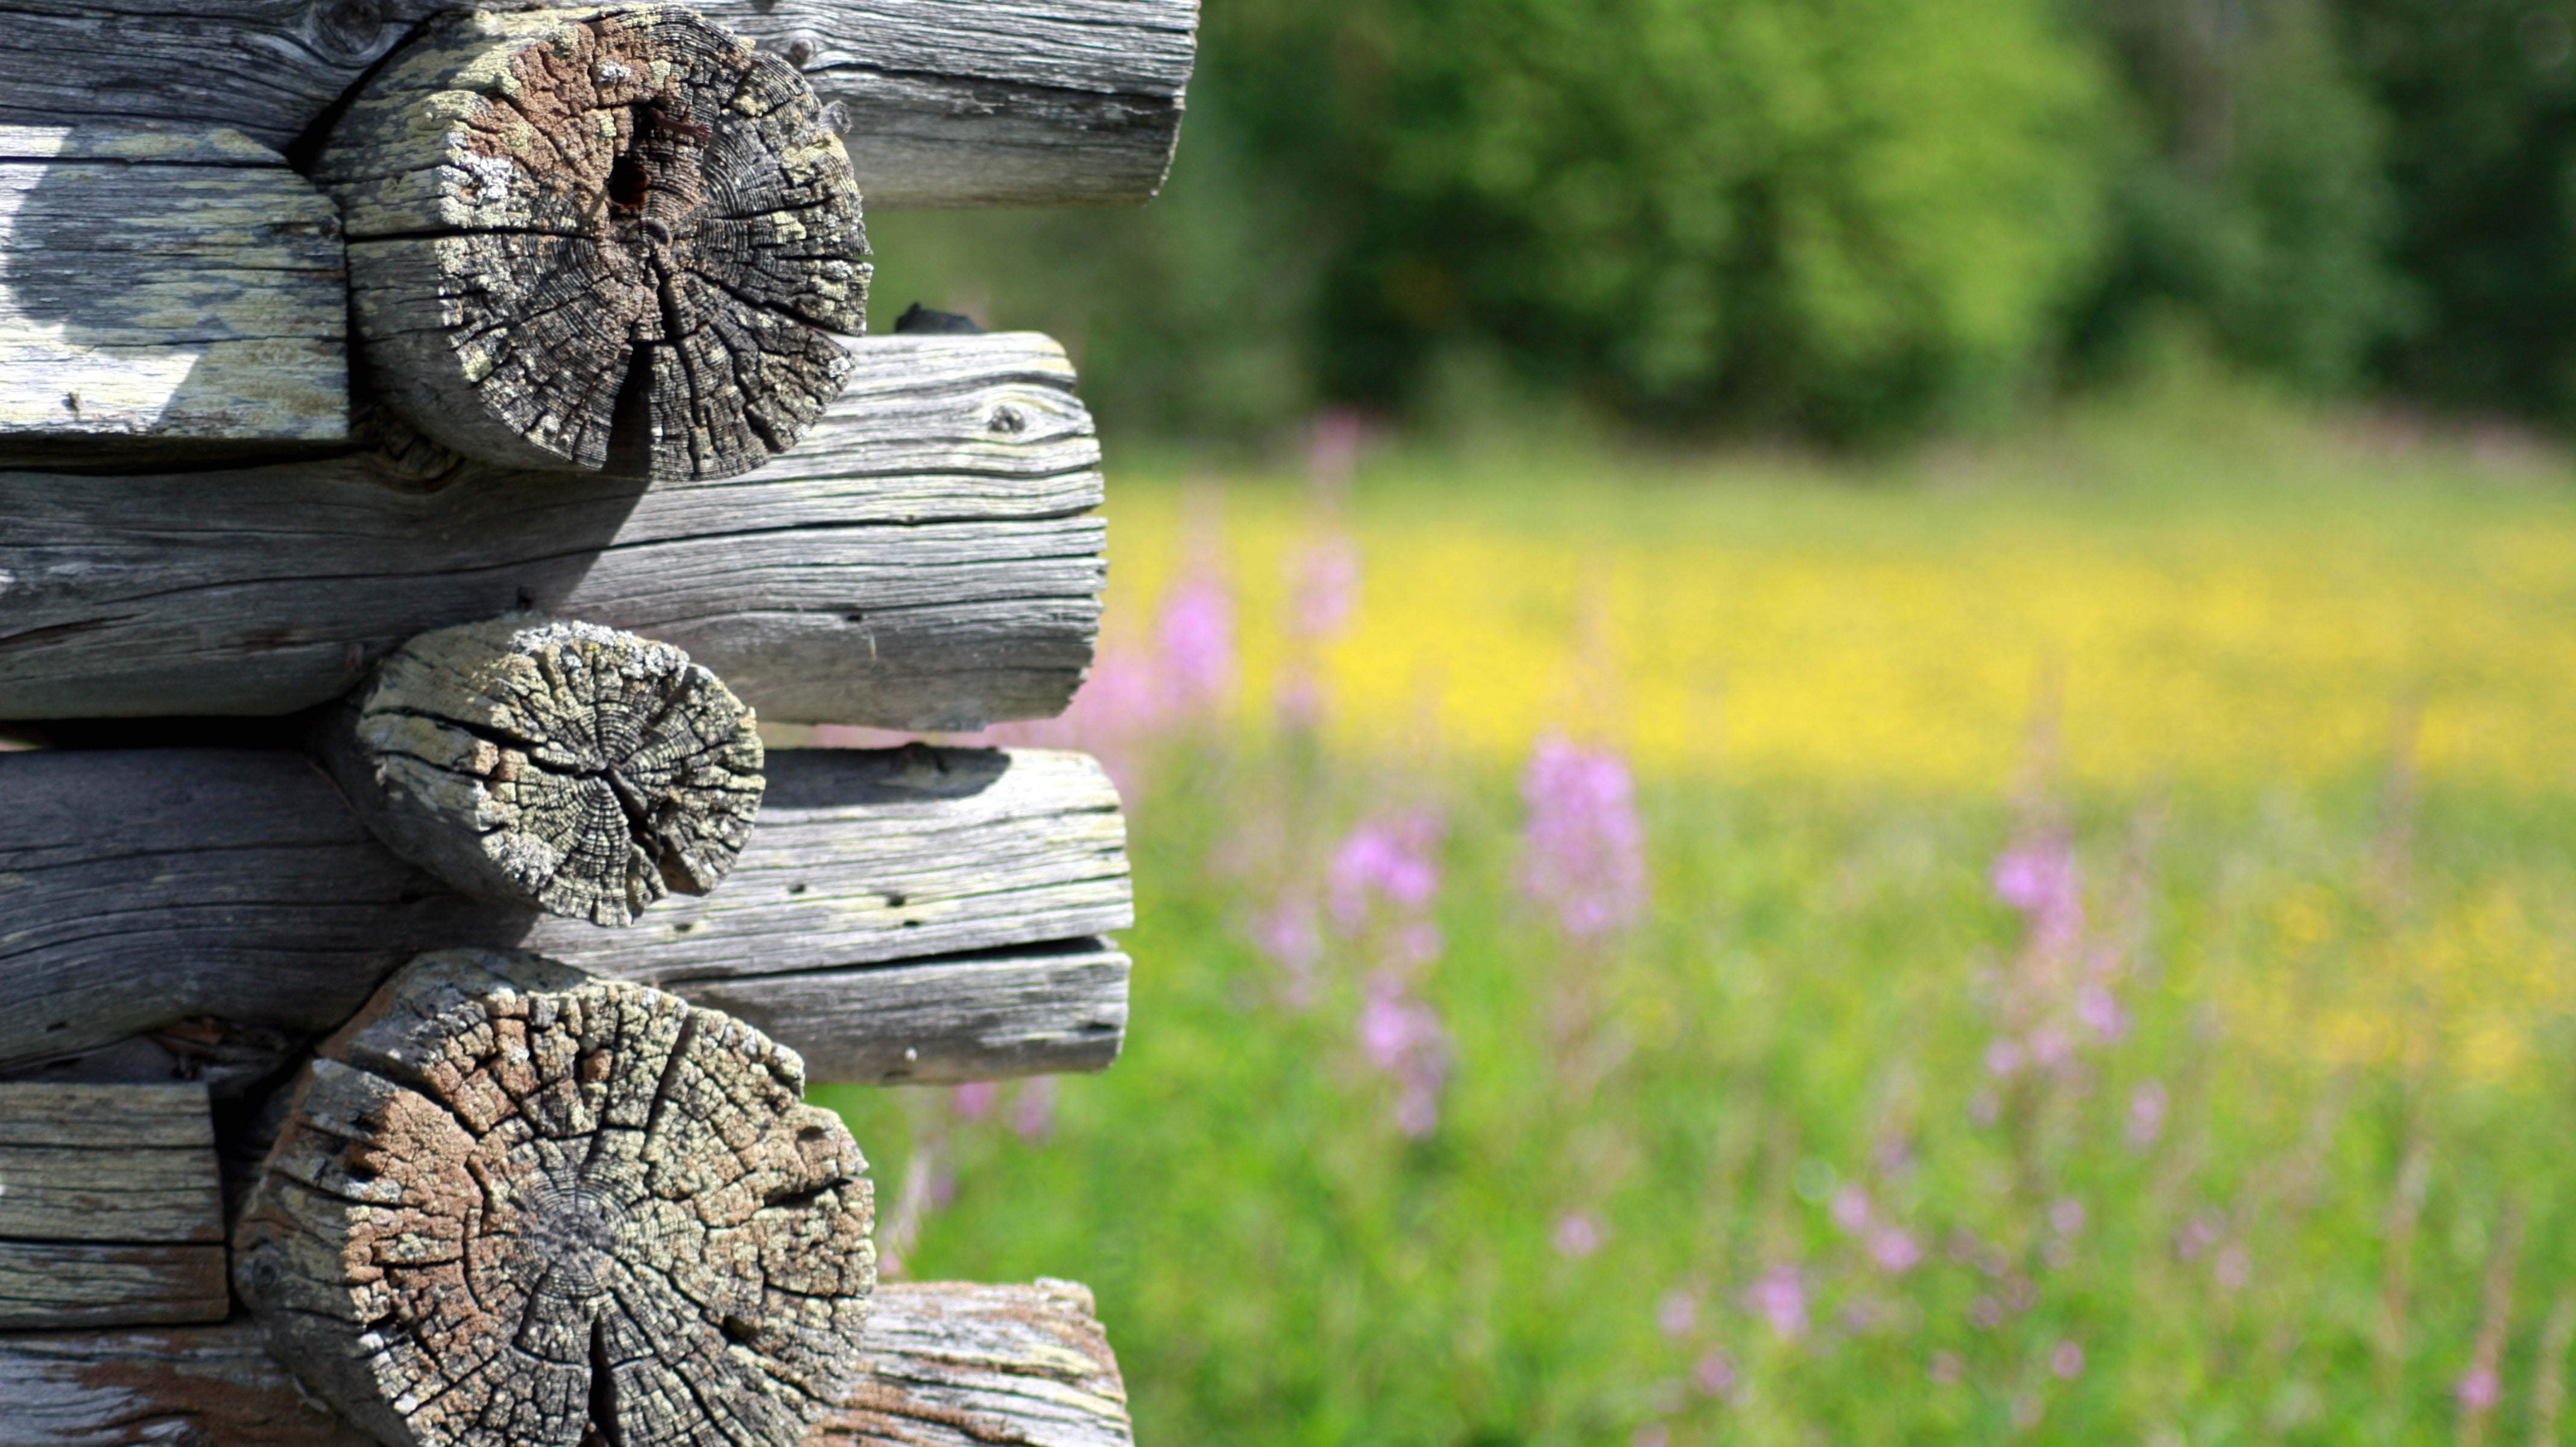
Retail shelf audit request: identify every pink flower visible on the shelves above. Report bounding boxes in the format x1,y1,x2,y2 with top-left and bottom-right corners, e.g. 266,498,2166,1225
1358,974,1450,1138
2456,1365,2501,1413
1155,573,1234,716
1746,1267,1808,1341
1518,735,1649,937
1010,1077,1056,1143
1553,1212,1605,1258
1328,814,1443,929
1290,535,1362,642
2048,1199,2087,1236
1870,1229,1925,1274
1692,1351,1739,1399
2049,1341,2085,1379
1656,1289,1698,1338
2128,1082,2167,1147
1830,1184,1872,1234
952,1080,998,1122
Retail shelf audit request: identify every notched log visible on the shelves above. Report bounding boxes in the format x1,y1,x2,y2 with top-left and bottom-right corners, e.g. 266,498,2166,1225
0,1082,227,1329
315,6,868,481
0,123,346,463
0,333,1103,732
0,1,1195,210
317,616,765,927
235,948,876,1447
0,1281,1128,1447
0,746,1131,1084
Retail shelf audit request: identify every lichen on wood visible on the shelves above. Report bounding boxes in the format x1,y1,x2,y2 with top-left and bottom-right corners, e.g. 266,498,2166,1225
324,616,765,928
316,5,868,481
233,948,875,1447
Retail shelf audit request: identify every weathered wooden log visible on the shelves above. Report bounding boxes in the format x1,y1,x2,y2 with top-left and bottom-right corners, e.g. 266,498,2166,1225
0,1282,1131,1446
0,1083,227,1329
0,1,1195,210
0,123,344,464
317,616,766,927
0,333,1102,730
315,7,867,481
235,949,875,1447
0,746,1131,1080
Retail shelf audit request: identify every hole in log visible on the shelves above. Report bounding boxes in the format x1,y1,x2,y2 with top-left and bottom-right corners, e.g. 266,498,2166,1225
883,893,907,909
763,1178,847,1212
721,1316,761,1348
606,134,651,212
788,881,808,895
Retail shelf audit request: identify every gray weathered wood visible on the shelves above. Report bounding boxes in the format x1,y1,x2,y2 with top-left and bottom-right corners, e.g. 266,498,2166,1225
0,123,344,461
236,949,876,1447
0,1281,1128,1446
0,1083,223,1244
317,7,868,481
0,1242,229,1329
0,1084,228,1329
0,746,1131,1079
0,333,1102,731
681,938,1128,1086
0,1,1195,210
814,1280,1134,1447
318,616,766,927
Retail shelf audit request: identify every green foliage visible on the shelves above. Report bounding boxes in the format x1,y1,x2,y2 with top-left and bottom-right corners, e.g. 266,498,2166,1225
2069,0,2407,393
2338,0,2576,424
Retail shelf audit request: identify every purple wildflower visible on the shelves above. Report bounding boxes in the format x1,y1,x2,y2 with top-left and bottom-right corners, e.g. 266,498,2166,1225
2049,1341,2086,1379
1358,974,1450,1138
1870,1229,1925,1274
1292,535,1362,642
1656,1289,1698,1338
2455,1365,2501,1413
2048,1199,2087,1236
1692,1351,1739,1399
1928,1351,1965,1386
2127,1082,2167,1147
1830,1185,1872,1234
1155,572,1234,716
952,1080,998,1123
1992,835,2082,949
1328,814,1442,929
1552,1212,1605,1259
1518,734,1649,937
1746,1267,1808,1341
1010,1076,1056,1143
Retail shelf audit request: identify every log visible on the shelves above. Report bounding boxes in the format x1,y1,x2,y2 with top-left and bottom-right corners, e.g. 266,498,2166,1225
0,1,1195,210
0,746,1132,1080
0,123,344,464
315,7,868,481
0,1282,1130,1446
0,333,1103,731
235,949,876,1447
317,616,766,927
0,1083,227,1329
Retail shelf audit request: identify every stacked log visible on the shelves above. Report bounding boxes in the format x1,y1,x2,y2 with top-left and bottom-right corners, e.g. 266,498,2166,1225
0,1,1184,1441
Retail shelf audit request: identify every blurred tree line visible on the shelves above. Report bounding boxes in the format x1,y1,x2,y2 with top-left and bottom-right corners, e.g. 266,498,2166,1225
863,0,2576,442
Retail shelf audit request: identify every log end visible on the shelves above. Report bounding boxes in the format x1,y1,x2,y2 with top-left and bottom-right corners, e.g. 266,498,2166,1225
327,615,765,927
234,948,876,1447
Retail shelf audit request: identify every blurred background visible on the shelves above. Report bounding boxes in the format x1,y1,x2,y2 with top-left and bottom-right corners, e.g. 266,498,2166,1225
801,2,2576,1442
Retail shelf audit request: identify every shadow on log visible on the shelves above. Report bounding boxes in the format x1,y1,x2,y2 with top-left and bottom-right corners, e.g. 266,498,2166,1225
0,746,1130,1081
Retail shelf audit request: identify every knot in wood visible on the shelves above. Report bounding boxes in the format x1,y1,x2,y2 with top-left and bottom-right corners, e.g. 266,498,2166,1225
332,615,765,927
318,6,870,481
235,949,875,1447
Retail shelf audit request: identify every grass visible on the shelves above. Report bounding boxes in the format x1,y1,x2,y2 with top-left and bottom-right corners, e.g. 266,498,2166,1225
807,382,2576,1445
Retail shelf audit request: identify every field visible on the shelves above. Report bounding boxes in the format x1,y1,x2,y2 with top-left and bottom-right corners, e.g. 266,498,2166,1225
804,383,2576,1445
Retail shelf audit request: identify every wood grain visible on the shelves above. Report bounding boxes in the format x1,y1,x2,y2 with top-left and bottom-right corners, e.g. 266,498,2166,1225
318,7,868,480
236,949,876,1447
0,124,344,460
0,333,1102,730
0,1242,229,1329
0,746,1131,1080
318,617,766,926
0,1,1195,210
0,1281,1129,1446
0,1083,228,1329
